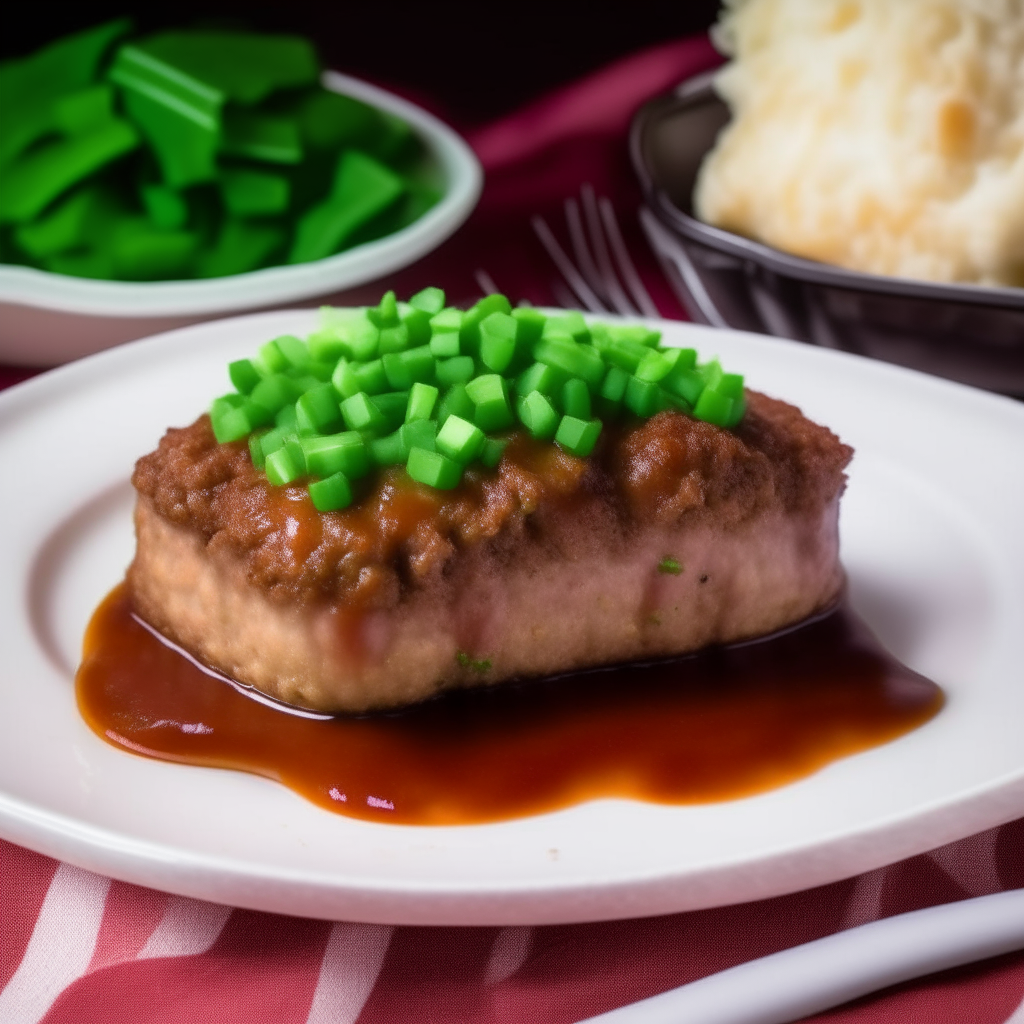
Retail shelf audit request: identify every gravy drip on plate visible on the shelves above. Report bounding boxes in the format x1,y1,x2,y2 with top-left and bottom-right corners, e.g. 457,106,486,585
76,584,943,825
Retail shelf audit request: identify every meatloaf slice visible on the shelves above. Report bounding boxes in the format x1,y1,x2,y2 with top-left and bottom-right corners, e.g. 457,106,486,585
128,390,853,712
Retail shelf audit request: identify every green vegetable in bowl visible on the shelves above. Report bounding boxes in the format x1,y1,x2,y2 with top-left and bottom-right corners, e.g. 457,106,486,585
0,21,442,280
209,288,748,512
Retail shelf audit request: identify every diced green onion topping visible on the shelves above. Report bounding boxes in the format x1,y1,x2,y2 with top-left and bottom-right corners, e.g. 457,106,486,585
466,373,514,431
308,471,353,512
229,358,261,395
436,355,474,386
300,432,369,478
265,445,302,486
476,437,504,469
406,382,438,422
407,446,461,489
562,377,591,420
517,390,559,439
555,415,602,457
340,391,386,432
409,286,445,315
209,290,747,504
436,414,485,464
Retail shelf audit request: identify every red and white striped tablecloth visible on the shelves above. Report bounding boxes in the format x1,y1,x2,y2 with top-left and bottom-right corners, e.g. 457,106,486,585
4,824,1024,1023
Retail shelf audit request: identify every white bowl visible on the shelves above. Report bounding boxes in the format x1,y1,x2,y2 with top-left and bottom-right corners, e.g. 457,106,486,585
0,71,482,367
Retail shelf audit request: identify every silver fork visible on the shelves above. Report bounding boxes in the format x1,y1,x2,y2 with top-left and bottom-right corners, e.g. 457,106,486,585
527,185,661,317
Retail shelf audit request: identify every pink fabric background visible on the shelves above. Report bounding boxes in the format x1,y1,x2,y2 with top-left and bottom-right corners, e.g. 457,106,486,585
2,35,1022,1023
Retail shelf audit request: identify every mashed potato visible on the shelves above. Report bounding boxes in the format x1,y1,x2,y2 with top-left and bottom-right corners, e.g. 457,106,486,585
694,0,1024,287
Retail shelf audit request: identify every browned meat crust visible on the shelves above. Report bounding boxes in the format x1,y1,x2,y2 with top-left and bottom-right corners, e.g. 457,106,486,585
128,391,853,711
132,391,850,606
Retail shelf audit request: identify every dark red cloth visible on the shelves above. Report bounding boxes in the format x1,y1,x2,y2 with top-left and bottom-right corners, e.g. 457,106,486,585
3,34,1022,1024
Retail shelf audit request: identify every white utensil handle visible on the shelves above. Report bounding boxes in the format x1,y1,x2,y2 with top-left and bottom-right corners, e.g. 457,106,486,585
580,887,1024,1024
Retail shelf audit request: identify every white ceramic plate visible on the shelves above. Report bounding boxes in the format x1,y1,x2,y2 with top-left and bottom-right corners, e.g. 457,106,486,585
0,73,482,366
1,312,1022,926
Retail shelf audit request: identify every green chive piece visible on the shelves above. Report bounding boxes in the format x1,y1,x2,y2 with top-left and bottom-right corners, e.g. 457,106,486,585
436,355,474,386
511,307,546,352
460,294,512,354
479,311,517,373
399,305,432,345
663,363,704,405
244,398,275,429
555,415,602,457
255,338,289,376
407,447,461,489
248,433,267,468
397,345,435,386
295,383,342,434
625,376,669,418
515,361,565,398
275,336,313,370
378,323,409,354
409,286,445,315
635,350,679,383
406,382,438,422
284,436,307,474
265,446,302,486
370,428,407,466
210,403,252,443
372,289,399,327
608,324,661,347
658,556,682,575
353,359,388,395
456,650,492,673
274,403,298,430
480,437,508,469
291,400,318,437
466,373,514,431
437,383,475,426
516,390,559,439
331,359,361,399
725,393,747,429
316,307,379,361
229,358,261,395
370,390,410,431
692,387,735,428
401,418,437,453
436,414,485,464
308,471,353,512
340,392,386,432
545,310,589,343
430,307,463,332
534,338,604,387
663,347,697,370
429,329,460,358
260,427,289,459
562,378,591,419
300,432,371,478
599,365,629,413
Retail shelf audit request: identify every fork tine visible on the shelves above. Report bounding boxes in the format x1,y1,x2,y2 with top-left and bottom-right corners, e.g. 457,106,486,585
581,185,637,317
474,268,500,296
531,215,608,314
598,198,661,318
565,198,609,304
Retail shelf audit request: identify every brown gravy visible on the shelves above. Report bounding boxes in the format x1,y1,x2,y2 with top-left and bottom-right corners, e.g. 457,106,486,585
76,584,943,825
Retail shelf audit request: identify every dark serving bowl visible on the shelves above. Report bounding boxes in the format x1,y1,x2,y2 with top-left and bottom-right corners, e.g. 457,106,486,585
630,71,1024,396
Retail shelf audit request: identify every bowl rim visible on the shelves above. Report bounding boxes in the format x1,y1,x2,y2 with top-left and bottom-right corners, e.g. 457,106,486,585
630,71,1024,311
0,71,483,318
